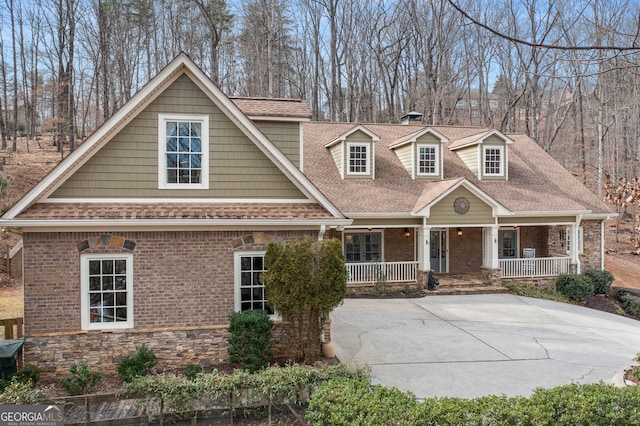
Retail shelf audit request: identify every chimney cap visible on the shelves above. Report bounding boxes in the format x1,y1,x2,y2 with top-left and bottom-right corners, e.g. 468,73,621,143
400,111,423,124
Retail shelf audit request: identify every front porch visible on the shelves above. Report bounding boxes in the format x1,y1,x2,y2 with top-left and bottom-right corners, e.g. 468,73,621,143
345,256,572,286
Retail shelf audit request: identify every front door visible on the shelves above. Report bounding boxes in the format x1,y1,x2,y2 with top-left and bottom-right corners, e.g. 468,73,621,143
430,230,447,272
498,229,517,259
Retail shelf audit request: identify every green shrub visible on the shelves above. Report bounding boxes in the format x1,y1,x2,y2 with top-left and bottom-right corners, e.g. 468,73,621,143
307,377,419,425
0,379,52,404
555,274,594,301
228,310,273,372
117,345,157,383
306,378,640,426
12,364,41,385
583,269,614,295
619,292,640,319
58,361,102,396
503,282,571,303
184,363,202,380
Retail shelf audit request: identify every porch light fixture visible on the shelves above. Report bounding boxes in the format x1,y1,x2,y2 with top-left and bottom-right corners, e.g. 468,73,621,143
456,227,463,237
404,228,410,238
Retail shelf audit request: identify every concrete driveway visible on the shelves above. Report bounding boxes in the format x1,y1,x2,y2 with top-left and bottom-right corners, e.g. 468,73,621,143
330,294,640,399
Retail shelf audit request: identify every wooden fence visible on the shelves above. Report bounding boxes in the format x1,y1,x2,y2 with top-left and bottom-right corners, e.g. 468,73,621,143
1,317,23,339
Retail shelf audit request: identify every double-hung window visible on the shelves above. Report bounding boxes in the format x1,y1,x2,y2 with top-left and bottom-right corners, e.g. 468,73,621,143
347,143,370,175
344,232,382,262
484,146,503,176
158,114,209,189
418,145,439,176
234,251,273,315
81,253,133,330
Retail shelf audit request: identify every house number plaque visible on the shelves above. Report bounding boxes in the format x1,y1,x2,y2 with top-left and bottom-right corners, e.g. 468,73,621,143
453,196,470,214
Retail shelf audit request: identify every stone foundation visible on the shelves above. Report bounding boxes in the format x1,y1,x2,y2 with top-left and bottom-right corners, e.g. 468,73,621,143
25,323,294,380
480,267,502,286
503,277,556,289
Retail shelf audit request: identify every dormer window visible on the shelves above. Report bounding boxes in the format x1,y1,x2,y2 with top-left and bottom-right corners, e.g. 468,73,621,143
347,143,370,175
484,146,504,176
418,144,439,176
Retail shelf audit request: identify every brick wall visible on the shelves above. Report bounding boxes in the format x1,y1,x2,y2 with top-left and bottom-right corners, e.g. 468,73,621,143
448,227,482,274
519,226,549,257
22,230,314,378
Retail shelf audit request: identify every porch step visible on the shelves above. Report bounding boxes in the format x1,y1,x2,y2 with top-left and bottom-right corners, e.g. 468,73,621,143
424,274,509,296
424,285,509,296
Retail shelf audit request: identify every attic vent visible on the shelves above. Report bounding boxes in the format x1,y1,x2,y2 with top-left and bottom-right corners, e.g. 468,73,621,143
400,111,423,125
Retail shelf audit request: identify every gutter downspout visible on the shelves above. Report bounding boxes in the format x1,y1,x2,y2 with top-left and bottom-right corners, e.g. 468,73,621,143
601,220,605,271
574,214,582,274
318,224,326,241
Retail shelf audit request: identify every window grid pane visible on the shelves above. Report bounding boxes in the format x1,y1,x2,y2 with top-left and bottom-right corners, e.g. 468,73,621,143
89,258,128,324
485,148,502,175
419,146,437,174
349,145,368,174
238,255,272,314
166,120,203,184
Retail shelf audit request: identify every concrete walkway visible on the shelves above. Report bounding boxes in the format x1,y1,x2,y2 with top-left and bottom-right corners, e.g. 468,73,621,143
330,294,640,399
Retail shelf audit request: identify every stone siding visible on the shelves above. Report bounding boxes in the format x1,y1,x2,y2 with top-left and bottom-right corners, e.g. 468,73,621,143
22,230,314,378
580,219,603,271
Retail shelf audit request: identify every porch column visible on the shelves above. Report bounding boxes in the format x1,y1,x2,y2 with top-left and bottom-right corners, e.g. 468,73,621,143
417,225,431,270
569,220,581,274
483,225,499,269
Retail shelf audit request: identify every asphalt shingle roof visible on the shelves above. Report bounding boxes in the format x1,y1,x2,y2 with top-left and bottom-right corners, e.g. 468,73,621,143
302,122,611,215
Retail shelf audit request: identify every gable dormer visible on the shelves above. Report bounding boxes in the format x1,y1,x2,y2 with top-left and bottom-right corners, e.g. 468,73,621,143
325,125,380,179
449,130,513,180
389,127,448,180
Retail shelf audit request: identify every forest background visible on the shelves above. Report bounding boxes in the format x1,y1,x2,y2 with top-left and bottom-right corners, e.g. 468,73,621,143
0,0,639,198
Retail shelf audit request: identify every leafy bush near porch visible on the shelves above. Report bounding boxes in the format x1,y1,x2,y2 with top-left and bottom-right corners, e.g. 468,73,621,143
583,269,615,295
306,378,640,425
555,274,594,301
227,309,273,372
117,345,157,383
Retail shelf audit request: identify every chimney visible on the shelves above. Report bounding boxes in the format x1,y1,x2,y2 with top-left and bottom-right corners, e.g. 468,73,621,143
400,111,423,125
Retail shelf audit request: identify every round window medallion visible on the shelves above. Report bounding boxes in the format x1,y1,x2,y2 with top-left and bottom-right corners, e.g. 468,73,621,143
453,197,470,214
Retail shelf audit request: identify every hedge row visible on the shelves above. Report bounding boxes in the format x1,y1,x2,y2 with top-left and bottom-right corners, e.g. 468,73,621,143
306,378,640,426
618,288,640,320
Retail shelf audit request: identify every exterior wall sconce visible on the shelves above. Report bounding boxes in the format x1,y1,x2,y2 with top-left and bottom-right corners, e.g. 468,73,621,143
456,227,463,237
404,228,410,238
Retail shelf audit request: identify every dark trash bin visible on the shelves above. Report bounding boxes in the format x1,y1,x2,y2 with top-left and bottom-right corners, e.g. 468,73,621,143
0,338,24,380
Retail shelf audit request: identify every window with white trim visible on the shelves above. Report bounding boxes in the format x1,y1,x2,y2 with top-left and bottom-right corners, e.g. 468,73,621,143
81,253,133,330
484,146,503,176
158,114,209,189
418,145,439,176
234,252,273,314
344,232,382,262
347,143,370,175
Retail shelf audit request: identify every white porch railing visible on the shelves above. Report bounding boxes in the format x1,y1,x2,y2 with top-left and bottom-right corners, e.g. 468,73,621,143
346,261,419,284
499,256,571,278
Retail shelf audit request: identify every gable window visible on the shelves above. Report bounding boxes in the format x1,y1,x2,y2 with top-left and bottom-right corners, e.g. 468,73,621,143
418,145,439,176
344,232,382,262
81,253,133,330
347,143,370,175
484,146,503,176
234,252,273,314
158,114,209,189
